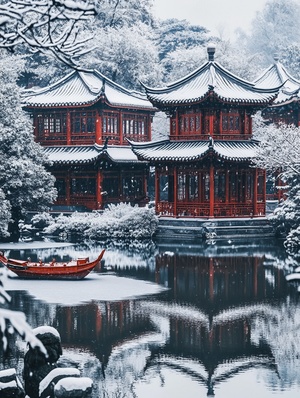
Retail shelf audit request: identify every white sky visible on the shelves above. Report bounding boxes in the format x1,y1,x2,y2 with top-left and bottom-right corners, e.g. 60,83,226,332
153,0,268,39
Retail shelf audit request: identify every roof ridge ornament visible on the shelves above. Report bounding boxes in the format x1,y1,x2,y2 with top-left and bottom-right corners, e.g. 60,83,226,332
208,135,214,149
207,43,216,62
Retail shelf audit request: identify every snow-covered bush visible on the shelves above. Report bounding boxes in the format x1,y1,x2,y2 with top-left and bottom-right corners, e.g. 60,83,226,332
284,226,300,256
253,115,300,254
268,176,300,253
31,212,54,230
43,204,159,240
0,188,11,238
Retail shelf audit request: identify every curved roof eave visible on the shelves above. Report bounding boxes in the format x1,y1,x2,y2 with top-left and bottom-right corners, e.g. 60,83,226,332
148,93,278,107
144,60,281,107
129,139,258,163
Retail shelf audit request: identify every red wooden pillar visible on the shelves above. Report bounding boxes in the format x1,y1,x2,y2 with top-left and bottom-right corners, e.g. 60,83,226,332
96,169,102,210
95,306,102,334
209,162,214,217
148,115,152,141
155,168,160,214
263,170,266,215
175,110,179,137
174,167,178,217
66,110,71,145
253,168,258,216
243,109,247,135
95,110,102,145
209,112,214,136
119,112,123,145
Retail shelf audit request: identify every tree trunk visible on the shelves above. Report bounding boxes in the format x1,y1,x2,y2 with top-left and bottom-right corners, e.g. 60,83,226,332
8,207,22,242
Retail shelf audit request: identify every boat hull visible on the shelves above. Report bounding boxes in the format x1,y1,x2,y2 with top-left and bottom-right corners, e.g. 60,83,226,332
0,250,105,280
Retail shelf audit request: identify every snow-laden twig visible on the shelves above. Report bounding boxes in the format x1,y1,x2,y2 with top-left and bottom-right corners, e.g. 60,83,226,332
0,0,96,67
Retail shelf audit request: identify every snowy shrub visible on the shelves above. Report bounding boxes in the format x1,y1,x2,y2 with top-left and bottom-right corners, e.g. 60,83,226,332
85,204,159,239
42,204,159,240
268,177,300,252
0,188,11,238
31,212,54,229
284,226,300,256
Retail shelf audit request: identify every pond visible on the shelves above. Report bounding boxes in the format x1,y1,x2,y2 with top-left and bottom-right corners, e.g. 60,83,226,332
0,238,300,398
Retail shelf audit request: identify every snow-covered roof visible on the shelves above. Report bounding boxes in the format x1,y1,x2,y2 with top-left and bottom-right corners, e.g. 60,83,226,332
101,145,145,163
23,69,155,110
43,144,141,165
142,47,279,107
129,138,259,162
254,55,300,105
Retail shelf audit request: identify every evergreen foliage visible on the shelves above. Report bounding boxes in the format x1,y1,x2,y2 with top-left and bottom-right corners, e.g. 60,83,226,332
39,203,159,240
253,115,300,254
0,53,57,241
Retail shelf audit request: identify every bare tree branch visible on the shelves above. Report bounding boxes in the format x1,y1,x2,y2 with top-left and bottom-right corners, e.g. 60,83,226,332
0,0,96,67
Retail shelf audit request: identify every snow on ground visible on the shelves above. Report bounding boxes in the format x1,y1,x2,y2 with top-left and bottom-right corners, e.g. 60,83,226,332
0,241,74,250
3,272,167,306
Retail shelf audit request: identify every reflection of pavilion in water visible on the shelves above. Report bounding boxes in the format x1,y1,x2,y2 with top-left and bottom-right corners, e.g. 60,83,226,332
155,252,287,309
56,300,156,368
141,253,289,395
52,252,292,396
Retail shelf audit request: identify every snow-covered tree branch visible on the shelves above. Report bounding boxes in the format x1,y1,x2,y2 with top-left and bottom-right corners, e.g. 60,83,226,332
0,0,96,66
253,114,300,179
253,114,300,254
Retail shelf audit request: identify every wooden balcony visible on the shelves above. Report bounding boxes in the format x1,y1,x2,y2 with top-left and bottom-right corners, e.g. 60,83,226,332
156,201,265,218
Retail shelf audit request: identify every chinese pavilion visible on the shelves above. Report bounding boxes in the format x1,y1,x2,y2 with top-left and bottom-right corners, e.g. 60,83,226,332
129,45,280,218
23,69,156,210
254,54,300,126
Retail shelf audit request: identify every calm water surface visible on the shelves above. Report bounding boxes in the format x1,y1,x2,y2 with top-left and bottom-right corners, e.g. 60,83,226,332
1,239,300,398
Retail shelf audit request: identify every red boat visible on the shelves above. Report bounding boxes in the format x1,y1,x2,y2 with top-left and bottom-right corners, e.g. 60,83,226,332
0,250,105,280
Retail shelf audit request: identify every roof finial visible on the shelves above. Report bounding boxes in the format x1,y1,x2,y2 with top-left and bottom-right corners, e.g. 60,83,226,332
273,53,279,62
207,43,216,62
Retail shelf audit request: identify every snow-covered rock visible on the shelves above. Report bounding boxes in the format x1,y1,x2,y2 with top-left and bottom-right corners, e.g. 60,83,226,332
54,377,93,397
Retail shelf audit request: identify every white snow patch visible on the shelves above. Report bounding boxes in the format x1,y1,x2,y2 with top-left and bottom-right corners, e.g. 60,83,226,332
0,380,17,389
39,368,80,395
0,368,16,378
54,376,92,392
33,325,61,340
4,274,167,305
0,241,74,250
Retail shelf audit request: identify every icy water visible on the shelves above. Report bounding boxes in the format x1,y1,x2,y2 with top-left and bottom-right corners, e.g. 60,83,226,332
1,238,300,398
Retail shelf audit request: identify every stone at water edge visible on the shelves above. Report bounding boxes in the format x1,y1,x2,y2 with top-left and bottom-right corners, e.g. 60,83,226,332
54,376,93,397
39,368,80,398
0,368,25,398
23,326,62,398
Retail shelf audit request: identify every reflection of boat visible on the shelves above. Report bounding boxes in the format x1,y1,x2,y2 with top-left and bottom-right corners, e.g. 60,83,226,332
0,250,105,280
